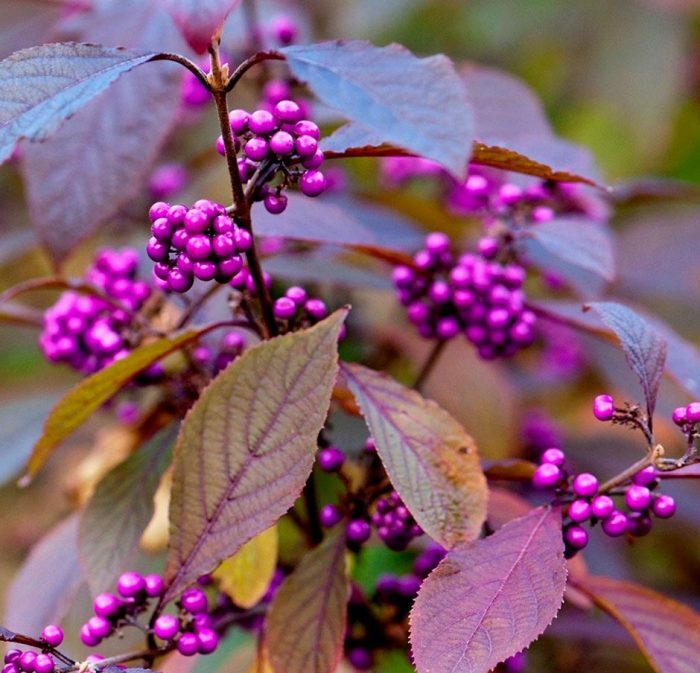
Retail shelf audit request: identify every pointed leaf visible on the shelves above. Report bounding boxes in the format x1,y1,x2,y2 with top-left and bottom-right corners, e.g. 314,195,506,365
283,41,473,178
24,329,200,483
522,217,615,283
4,515,83,635
585,302,667,417
576,575,700,673
410,507,566,673
160,0,242,53
0,43,160,164
341,362,487,548
266,528,349,673
79,425,177,596
22,5,181,265
164,311,346,602
213,526,278,609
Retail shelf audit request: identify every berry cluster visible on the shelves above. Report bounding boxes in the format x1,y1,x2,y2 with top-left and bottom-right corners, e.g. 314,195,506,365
3,626,63,673
671,400,700,433
393,232,535,359
191,331,246,376
371,491,423,551
532,444,676,556
39,249,151,373
214,102,327,212
147,199,251,293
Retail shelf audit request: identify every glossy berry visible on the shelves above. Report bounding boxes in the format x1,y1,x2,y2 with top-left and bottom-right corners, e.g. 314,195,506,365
651,494,676,519
346,519,371,544
601,511,628,537
532,463,561,489
564,525,588,550
248,109,276,135
540,448,565,466
273,297,297,320
176,633,200,657
568,499,591,523
672,406,688,425
317,446,345,472
33,655,54,673
264,192,288,214
269,131,295,155
631,466,657,486
626,512,653,537
3,665,17,673
196,628,219,654
117,571,145,597
299,170,327,197
593,394,614,421
686,402,700,423
181,587,208,614
572,473,598,498
87,616,111,640
154,614,180,641
320,504,342,528
93,592,121,617
625,485,652,511
18,653,37,672
41,625,63,648
4,651,21,665
590,495,615,520
80,624,100,647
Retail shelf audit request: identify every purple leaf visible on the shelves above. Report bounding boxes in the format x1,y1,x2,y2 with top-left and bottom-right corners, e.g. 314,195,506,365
341,362,487,548
522,217,616,283
159,0,242,53
253,193,422,256
585,302,667,417
0,43,160,165
79,425,177,596
284,41,473,178
164,311,346,602
21,4,182,266
4,515,83,635
576,575,700,673
410,507,567,673
266,528,349,673
23,329,201,483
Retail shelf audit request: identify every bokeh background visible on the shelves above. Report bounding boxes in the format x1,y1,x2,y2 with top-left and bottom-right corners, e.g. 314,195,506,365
1,1,699,671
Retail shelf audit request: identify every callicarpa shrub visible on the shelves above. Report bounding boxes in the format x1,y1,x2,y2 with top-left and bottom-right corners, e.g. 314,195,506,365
0,2,699,673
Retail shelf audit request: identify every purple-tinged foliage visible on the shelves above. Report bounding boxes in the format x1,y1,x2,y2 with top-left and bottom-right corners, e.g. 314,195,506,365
160,0,242,53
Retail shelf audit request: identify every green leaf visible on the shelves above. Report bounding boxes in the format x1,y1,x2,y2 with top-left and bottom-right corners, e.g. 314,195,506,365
79,425,177,596
266,528,349,673
341,362,487,548
163,311,347,602
22,329,199,484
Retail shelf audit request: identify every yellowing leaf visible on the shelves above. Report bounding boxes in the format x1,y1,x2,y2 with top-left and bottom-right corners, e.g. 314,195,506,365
214,526,278,609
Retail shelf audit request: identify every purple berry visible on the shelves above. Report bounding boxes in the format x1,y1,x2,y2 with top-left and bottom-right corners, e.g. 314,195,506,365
626,512,653,537
299,170,327,197
117,571,145,597
144,574,165,598
686,402,700,423
672,406,687,425
301,149,325,169
294,120,320,139
273,297,297,320
320,504,342,528
193,261,218,281
149,201,169,221
34,655,54,673
41,625,63,648
477,236,499,259
176,633,200,657
317,446,345,472
93,592,121,617
271,15,297,45
601,511,628,537
228,109,249,134
151,217,173,242
632,466,657,486
625,485,652,511
274,100,302,123
5,651,21,665
295,134,318,157
196,628,218,654
305,298,327,320
564,525,588,550
269,131,295,155
249,110,277,135
532,463,561,489
651,494,676,519
568,499,591,523
244,137,270,161
154,614,180,641
593,394,614,421
233,228,253,252
212,234,236,259
183,208,209,234
87,616,111,640
264,193,288,214
146,237,169,262
181,587,208,614
3,664,18,673
540,448,565,466
346,519,371,544
167,204,188,225
19,652,37,672
186,234,213,261
572,473,599,498
217,256,243,279
590,495,615,519
347,647,372,671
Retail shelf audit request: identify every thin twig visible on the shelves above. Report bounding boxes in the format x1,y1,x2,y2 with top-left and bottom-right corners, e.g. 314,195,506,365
151,53,211,89
413,339,448,391
225,50,285,92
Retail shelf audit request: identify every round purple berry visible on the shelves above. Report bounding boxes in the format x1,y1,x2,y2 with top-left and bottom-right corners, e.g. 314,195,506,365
4,651,20,665
80,624,100,647
601,511,628,537
317,446,345,472
572,473,599,498
593,394,614,421
294,120,320,139
154,614,180,641
33,655,54,673
301,149,325,169
176,633,200,657
146,237,169,263
233,228,253,252
269,130,295,155
273,297,297,320
568,499,591,523
625,484,652,511
93,592,121,617
564,525,588,550
347,648,372,671
248,110,276,135
244,137,270,161
590,495,615,520
186,234,213,261
87,616,111,640
183,208,209,234
149,201,169,221
271,15,297,45
686,402,700,423
193,261,218,282
264,192,288,214
626,512,653,537
672,406,688,425
651,494,676,519
229,109,249,134
631,466,657,486
295,134,318,157
274,100,302,123
41,625,63,648
532,463,561,489
196,628,218,654
117,571,146,598
144,574,164,598
540,448,565,466
212,234,236,259
181,587,208,614
346,519,371,544
304,298,327,320
320,504,342,528
19,652,37,672
299,170,327,197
